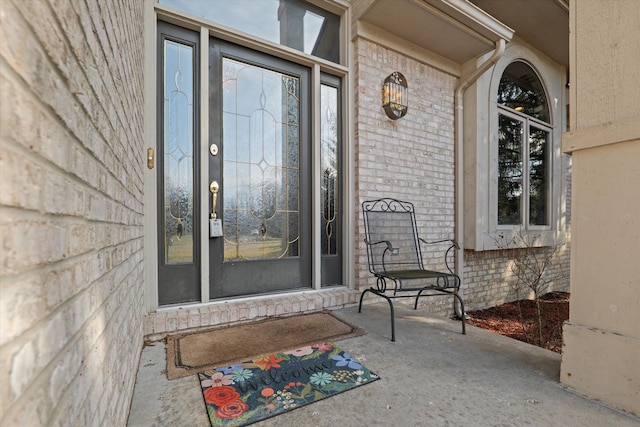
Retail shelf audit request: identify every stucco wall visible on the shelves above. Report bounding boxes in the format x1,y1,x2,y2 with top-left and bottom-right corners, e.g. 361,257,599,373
571,2,640,129
0,1,145,425
560,0,640,416
353,37,570,315
561,140,640,415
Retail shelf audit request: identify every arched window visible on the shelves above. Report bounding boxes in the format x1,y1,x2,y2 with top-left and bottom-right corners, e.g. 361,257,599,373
497,61,552,227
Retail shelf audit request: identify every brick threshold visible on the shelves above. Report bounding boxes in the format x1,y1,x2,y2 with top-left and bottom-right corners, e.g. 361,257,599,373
143,287,361,341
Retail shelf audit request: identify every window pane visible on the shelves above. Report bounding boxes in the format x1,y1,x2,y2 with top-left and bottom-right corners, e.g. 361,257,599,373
222,58,300,261
321,84,338,256
164,39,195,264
498,114,523,225
498,61,549,123
160,0,340,63
529,127,550,226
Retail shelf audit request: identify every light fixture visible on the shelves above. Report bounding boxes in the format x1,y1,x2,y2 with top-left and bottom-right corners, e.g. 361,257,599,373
382,72,408,120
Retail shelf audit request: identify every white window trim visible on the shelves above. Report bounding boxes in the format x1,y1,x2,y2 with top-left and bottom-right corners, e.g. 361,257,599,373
464,39,568,251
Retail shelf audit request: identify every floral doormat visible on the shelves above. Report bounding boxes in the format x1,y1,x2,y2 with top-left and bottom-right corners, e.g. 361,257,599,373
198,341,379,426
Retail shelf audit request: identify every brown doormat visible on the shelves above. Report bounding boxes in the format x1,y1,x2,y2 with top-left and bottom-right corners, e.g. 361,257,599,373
165,311,365,380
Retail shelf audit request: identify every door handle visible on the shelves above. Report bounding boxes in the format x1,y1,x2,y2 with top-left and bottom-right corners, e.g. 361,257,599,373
209,181,219,219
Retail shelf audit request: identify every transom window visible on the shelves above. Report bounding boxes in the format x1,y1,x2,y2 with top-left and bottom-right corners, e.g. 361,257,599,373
159,0,341,64
497,61,551,227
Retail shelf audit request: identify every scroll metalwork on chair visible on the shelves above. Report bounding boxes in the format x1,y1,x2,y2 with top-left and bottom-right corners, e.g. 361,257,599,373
358,198,466,341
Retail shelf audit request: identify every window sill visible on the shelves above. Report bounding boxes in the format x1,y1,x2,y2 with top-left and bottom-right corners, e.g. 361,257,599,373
477,229,567,251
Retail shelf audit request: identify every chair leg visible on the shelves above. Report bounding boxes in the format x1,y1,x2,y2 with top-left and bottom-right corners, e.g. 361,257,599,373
454,291,466,335
359,289,396,342
358,289,370,313
414,289,424,310
387,298,396,342
380,295,396,342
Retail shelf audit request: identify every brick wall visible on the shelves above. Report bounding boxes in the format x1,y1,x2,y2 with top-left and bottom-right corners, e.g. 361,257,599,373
0,1,145,425
464,155,572,310
353,38,570,314
353,38,458,305
464,243,570,310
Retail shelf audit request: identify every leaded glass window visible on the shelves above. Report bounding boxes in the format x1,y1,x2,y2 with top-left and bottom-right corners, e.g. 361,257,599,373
163,39,195,263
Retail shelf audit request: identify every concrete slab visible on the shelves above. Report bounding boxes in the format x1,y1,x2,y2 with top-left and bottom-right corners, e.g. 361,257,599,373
128,303,640,426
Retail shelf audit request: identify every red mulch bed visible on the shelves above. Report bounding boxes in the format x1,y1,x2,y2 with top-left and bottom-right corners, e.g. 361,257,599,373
466,292,569,353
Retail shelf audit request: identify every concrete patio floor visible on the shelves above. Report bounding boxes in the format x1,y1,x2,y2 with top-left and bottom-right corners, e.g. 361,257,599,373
128,303,639,426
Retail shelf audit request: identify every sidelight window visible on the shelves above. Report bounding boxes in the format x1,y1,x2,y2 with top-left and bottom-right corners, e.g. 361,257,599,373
320,75,342,286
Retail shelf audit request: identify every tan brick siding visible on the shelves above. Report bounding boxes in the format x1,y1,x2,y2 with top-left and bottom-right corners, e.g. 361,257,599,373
463,156,572,311
353,37,457,307
0,1,144,425
353,37,570,315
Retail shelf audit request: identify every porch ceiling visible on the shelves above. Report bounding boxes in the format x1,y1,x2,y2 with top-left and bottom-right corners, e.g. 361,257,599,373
470,0,569,67
357,0,568,67
357,0,514,65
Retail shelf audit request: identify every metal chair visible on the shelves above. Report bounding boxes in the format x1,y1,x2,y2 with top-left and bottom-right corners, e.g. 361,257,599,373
359,198,465,341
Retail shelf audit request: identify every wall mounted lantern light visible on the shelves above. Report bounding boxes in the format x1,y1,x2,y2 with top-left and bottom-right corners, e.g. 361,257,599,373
382,71,408,120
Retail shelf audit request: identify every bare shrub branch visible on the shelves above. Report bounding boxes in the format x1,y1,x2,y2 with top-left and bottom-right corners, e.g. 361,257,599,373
494,229,560,345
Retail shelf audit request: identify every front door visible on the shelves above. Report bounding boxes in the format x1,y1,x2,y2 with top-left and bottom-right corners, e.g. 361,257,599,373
208,40,312,298
157,23,328,306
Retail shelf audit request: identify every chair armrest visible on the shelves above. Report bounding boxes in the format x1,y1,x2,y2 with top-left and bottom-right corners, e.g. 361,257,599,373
364,238,395,252
418,238,460,249
364,238,398,274
418,238,459,276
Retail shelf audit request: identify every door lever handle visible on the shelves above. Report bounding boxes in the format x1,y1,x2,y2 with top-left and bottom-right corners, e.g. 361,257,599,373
210,181,219,219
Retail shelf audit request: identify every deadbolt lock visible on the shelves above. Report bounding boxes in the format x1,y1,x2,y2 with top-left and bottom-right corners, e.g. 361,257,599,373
210,143,219,156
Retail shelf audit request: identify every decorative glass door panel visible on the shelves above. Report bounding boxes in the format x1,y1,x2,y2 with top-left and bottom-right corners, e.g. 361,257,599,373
209,40,311,298
164,40,194,264
157,23,201,305
320,75,342,286
223,58,300,261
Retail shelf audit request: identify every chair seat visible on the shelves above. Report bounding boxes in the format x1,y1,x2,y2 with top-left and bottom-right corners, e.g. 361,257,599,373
376,269,452,280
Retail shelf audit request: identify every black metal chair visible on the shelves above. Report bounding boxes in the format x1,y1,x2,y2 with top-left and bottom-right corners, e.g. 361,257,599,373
359,198,465,341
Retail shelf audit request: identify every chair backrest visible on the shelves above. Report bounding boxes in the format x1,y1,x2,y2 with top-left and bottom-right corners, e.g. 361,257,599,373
362,198,424,274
